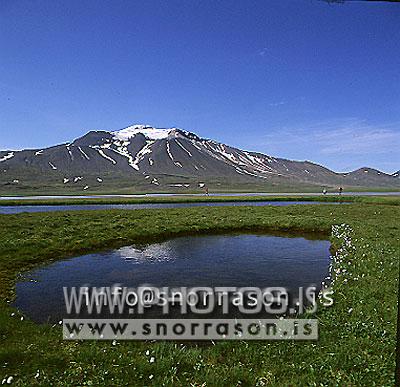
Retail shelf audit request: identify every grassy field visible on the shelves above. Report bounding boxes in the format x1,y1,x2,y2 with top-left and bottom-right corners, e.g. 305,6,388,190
0,184,399,198
1,194,400,207
0,200,399,385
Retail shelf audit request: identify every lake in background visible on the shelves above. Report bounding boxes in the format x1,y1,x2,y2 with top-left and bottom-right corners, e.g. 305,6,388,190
0,201,346,214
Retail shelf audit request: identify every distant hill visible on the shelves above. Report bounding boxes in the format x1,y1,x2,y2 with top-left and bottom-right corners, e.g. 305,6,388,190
0,124,398,193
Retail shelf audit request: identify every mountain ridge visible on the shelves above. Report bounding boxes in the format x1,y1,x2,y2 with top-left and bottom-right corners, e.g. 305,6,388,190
0,124,398,193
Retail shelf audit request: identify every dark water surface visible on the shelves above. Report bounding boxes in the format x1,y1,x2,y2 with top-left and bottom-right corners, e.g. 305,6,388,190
14,233,331,323
0,200,345,214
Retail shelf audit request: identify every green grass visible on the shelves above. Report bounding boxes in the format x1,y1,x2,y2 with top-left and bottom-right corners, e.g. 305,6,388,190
0,201,399,385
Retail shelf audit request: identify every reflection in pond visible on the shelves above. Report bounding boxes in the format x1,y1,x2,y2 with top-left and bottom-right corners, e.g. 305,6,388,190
14,233,331,323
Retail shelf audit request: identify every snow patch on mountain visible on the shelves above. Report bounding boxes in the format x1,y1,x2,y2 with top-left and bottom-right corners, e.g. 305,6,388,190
78,146,90,160
190,140,202,151
166,141,174,161
66,145,74,161
112,125,173,141
96,149,117,164
166,141,184,168
0,152,14,162
175,139,192,157
132,141,154,170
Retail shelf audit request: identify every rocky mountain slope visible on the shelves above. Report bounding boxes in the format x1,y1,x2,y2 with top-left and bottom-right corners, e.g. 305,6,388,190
0,124,398,193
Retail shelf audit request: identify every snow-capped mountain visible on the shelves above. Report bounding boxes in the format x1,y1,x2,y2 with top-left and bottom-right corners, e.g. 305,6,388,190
0,124,399,193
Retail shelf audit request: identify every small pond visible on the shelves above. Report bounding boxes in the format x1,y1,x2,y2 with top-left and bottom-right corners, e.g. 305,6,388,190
14,233,331,323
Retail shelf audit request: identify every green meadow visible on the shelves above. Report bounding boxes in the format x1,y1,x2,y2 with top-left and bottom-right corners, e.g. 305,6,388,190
0,198,399,386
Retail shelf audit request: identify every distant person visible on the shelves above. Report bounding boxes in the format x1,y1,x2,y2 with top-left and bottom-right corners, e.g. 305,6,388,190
322,189,327,195
205,187,209,196
339,187,343,195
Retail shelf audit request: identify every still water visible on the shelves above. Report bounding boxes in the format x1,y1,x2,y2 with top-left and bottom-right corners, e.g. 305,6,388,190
0,200,345,214
14,233,331,323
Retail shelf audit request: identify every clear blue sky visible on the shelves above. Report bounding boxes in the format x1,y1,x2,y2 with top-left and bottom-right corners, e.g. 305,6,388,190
1,0,399,173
